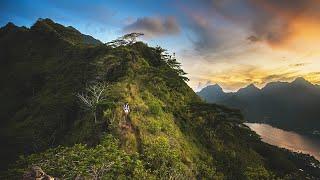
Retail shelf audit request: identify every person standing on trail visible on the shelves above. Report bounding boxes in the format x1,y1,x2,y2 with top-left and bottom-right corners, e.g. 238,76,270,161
123,103,130,120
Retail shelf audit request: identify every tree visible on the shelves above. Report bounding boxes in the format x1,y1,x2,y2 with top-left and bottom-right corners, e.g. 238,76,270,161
122,32,144,45
155,47,189,82
77,83,108,123
106,38,127,48
106,32,144,47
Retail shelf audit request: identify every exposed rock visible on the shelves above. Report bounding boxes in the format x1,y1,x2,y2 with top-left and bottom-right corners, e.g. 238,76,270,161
22,166,54,180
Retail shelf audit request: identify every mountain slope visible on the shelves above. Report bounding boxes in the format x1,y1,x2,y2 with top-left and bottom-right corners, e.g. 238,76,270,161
197,79,320,136
31,18,102,46
1,19,319,179
0,18,104,171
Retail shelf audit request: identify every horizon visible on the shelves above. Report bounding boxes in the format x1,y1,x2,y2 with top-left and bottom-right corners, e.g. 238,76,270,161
198,76,319,92
2,0,320,91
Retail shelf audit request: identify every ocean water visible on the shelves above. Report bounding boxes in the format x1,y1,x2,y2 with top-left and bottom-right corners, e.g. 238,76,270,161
245,123,320,161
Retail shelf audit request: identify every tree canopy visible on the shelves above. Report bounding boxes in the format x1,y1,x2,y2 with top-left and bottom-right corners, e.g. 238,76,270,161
107,32,144,47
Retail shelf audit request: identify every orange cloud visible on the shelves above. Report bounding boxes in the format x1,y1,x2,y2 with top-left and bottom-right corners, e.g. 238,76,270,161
249,0,320,49
189,63,320,91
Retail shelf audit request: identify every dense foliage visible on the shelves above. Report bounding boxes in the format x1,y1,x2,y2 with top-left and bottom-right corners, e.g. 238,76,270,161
0,19,319,179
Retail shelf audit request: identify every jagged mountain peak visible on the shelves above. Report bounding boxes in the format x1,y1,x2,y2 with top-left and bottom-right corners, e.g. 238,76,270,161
199,76,320,145
0,22,27,35
291,77,312,86
32,18,80,34
35,18,55,25
247,83,258,89
201,84,223,92
31,18,57,31
29,18,102,46
2,22,17,29
237,83,260,94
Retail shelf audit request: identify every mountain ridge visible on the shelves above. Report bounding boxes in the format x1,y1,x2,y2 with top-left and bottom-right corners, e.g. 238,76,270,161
0,18,103,46
198,77,320,137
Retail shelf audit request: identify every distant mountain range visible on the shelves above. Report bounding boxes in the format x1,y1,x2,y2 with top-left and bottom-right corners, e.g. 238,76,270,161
197,77,320,136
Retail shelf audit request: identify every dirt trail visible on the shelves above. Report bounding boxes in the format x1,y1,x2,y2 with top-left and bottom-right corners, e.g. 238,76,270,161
120,115,143,154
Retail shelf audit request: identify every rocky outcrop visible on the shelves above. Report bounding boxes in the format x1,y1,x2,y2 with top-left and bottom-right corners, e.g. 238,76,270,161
22,166,55,180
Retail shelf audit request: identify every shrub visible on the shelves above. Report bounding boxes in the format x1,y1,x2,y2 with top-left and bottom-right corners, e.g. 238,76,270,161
142,136,189,179
6,134,150,179
147,101,163,116
244,166,273,180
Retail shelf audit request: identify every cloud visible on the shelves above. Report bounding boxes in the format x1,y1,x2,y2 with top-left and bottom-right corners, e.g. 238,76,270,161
188,14,222,51
214,0,320,47
304,72,320,84
123,16,180,37
180,0,320,50
190,63,302,91
183,11,248,57
260,72,297,83
290,63,308,67
247,35,260,43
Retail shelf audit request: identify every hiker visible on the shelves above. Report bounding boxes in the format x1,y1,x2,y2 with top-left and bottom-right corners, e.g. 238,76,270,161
123,103,130,115
123,103,130,122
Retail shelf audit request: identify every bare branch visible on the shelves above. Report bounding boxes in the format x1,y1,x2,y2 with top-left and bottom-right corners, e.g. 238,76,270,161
76,83,108,123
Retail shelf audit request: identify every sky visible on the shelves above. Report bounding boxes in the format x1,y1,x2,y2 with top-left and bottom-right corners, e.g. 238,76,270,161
1,0,320,92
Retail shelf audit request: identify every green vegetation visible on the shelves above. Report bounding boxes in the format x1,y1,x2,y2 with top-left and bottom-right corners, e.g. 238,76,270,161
7,135,152,179
0,19,319,179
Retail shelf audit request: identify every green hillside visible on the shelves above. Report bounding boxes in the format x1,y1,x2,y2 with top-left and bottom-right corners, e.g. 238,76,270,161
0,19,319,179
